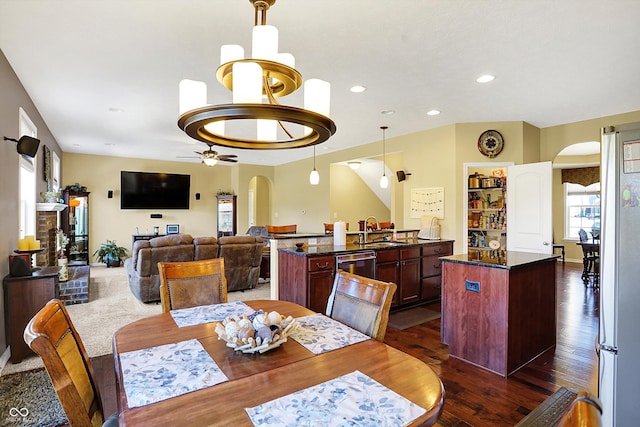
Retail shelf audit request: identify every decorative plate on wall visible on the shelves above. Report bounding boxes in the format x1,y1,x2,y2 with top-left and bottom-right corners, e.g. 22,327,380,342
478,130,505,158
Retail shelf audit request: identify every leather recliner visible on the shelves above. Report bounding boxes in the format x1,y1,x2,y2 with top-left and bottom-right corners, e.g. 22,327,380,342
217,236,264,292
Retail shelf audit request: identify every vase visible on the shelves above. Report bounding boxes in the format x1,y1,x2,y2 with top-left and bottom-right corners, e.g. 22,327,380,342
58,257,68,282
40,191,61,203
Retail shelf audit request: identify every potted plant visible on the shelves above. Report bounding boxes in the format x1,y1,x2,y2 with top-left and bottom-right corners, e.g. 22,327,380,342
93,240,128,267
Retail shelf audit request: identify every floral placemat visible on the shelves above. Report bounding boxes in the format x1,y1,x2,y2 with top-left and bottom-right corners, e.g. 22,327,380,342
288,313,370,354
245,370,427,426
120,338,228,408
170,301,253,328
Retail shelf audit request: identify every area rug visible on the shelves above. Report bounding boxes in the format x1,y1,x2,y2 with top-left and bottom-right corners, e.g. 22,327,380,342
0,369,66,427
388,306,441,330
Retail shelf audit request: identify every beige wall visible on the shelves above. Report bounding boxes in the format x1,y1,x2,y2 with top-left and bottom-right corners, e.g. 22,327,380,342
62,154,233,258
0,50,63,358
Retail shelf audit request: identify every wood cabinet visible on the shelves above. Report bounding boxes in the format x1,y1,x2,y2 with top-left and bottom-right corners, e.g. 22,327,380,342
421,241,454,301
375,248,399,306
278,252,335,313
399,247,421,305
217,195,237,238
3,267,59,363
441,254,557,376
61,190,90,265
278,240,454,312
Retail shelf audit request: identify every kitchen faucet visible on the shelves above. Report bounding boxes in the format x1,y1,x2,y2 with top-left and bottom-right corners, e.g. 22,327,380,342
363,216,378,244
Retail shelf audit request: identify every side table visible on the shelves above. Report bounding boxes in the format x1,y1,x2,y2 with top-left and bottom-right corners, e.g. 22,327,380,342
3,266,59,363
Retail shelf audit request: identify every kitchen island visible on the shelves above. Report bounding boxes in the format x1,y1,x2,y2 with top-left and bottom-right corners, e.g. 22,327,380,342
275,234,453,313
440,251,558,377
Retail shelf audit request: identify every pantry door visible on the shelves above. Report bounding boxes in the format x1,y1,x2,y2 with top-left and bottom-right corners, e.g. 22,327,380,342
506,161,553,254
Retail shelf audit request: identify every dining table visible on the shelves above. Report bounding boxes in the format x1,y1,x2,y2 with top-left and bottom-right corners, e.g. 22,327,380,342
112,299,444,426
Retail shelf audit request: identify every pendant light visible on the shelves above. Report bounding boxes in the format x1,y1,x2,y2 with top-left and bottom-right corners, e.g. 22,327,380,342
379,126,389,189
309,145,319,185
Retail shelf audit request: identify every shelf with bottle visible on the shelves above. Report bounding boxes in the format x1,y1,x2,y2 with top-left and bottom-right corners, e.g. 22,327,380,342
468,189,506,211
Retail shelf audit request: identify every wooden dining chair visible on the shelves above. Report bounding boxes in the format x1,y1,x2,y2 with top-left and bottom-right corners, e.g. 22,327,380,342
325,270,397,342
158,258,227,313
23,299,119,427
266,224,297,234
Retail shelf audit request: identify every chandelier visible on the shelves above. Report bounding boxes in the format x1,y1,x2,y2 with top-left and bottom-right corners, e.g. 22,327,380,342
178,0,337,150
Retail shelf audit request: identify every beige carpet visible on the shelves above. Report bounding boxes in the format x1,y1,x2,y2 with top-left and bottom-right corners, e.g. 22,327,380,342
1,266,271,376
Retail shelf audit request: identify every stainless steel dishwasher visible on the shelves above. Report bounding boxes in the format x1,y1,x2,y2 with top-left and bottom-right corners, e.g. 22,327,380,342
335,251,376,279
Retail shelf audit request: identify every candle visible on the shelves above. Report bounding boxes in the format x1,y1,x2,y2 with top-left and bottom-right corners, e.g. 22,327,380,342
30,240,41,250
24,235,35,243
18,239,29,251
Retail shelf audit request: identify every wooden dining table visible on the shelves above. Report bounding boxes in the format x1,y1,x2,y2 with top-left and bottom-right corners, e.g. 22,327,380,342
112,299,444,426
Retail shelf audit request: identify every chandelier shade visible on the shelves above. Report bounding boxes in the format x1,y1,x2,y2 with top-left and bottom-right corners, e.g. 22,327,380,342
178,0,336,150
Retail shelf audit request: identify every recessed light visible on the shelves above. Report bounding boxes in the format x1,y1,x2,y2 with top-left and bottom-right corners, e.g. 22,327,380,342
108,107,125,113
350,85,367,93
381,109,395,115
426,110,441,116
347,161,362,170
476,74,495,83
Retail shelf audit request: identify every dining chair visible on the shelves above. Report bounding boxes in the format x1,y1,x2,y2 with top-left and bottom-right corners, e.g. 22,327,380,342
158,258,227,313
23,299,119,427
325,270,397,342
266,224,297,234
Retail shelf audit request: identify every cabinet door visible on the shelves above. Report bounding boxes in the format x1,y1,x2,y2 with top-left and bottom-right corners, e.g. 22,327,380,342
399,257,421,304
376,261,399,306
308,270,335,313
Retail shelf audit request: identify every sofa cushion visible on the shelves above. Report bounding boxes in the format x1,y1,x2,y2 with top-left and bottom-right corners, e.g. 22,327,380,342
131,240,151,268
150,233,193,248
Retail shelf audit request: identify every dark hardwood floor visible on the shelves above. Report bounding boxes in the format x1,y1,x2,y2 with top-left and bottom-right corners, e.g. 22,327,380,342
90,261,598,426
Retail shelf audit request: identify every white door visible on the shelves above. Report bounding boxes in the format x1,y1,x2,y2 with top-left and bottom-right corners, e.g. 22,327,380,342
506,161,553,254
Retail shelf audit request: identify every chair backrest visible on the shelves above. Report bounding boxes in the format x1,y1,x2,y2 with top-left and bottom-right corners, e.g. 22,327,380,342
557,391,603,427
267,224,297,234
24,299,107,427
325,270,397,341
158,258,227,313
578,229,589,242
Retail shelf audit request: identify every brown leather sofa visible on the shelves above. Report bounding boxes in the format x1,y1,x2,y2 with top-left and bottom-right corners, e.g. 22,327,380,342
124,234,218,303
217,236,264,292
125,233,264,302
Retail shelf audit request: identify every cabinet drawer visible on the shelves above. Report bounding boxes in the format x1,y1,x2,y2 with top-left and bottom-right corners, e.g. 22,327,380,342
421,242,453,256
376,248,399,262
307,256,335,272
421,275,442,300
422,254,443,277
400,247,421,260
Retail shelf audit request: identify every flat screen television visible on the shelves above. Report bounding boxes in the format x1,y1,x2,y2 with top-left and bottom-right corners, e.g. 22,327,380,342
120,171,190,210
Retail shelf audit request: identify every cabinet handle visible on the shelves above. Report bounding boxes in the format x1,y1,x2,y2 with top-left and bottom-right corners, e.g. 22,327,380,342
434,248,442,254
315,262,330,270
433,264,441,269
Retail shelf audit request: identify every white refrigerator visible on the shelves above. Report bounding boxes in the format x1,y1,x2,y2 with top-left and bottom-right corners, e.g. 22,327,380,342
599,123,640,426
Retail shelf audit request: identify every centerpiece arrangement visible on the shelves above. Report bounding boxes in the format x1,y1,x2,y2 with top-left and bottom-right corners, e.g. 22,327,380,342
215,310,296,354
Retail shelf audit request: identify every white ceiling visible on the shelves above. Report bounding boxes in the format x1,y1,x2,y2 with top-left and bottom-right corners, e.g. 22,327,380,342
1,0,639,167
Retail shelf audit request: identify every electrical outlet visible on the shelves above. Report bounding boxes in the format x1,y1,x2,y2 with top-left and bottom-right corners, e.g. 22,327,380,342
465,280,480,293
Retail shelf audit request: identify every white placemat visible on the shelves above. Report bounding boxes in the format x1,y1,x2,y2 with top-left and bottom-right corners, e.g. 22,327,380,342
245,370,427,426
289,313,370,354
170,301,253,327
120,338,228,408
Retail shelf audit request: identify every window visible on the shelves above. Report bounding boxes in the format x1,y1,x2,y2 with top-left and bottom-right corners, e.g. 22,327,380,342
565,182,600,240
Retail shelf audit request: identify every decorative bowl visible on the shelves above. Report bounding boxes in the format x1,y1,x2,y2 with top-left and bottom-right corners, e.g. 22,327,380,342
215,310,296,354
295,242,304,248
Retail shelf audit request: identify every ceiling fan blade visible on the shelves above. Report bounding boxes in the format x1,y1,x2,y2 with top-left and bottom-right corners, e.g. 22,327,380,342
218,158,238,163
176,156,200,159
218,155,238,160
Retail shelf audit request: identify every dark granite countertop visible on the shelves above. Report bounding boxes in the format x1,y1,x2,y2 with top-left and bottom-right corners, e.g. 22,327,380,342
439,251,559,269
278,238,454,256
268,229,419,240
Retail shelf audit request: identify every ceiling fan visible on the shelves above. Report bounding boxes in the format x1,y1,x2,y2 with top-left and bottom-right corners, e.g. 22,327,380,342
178,143,238,166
